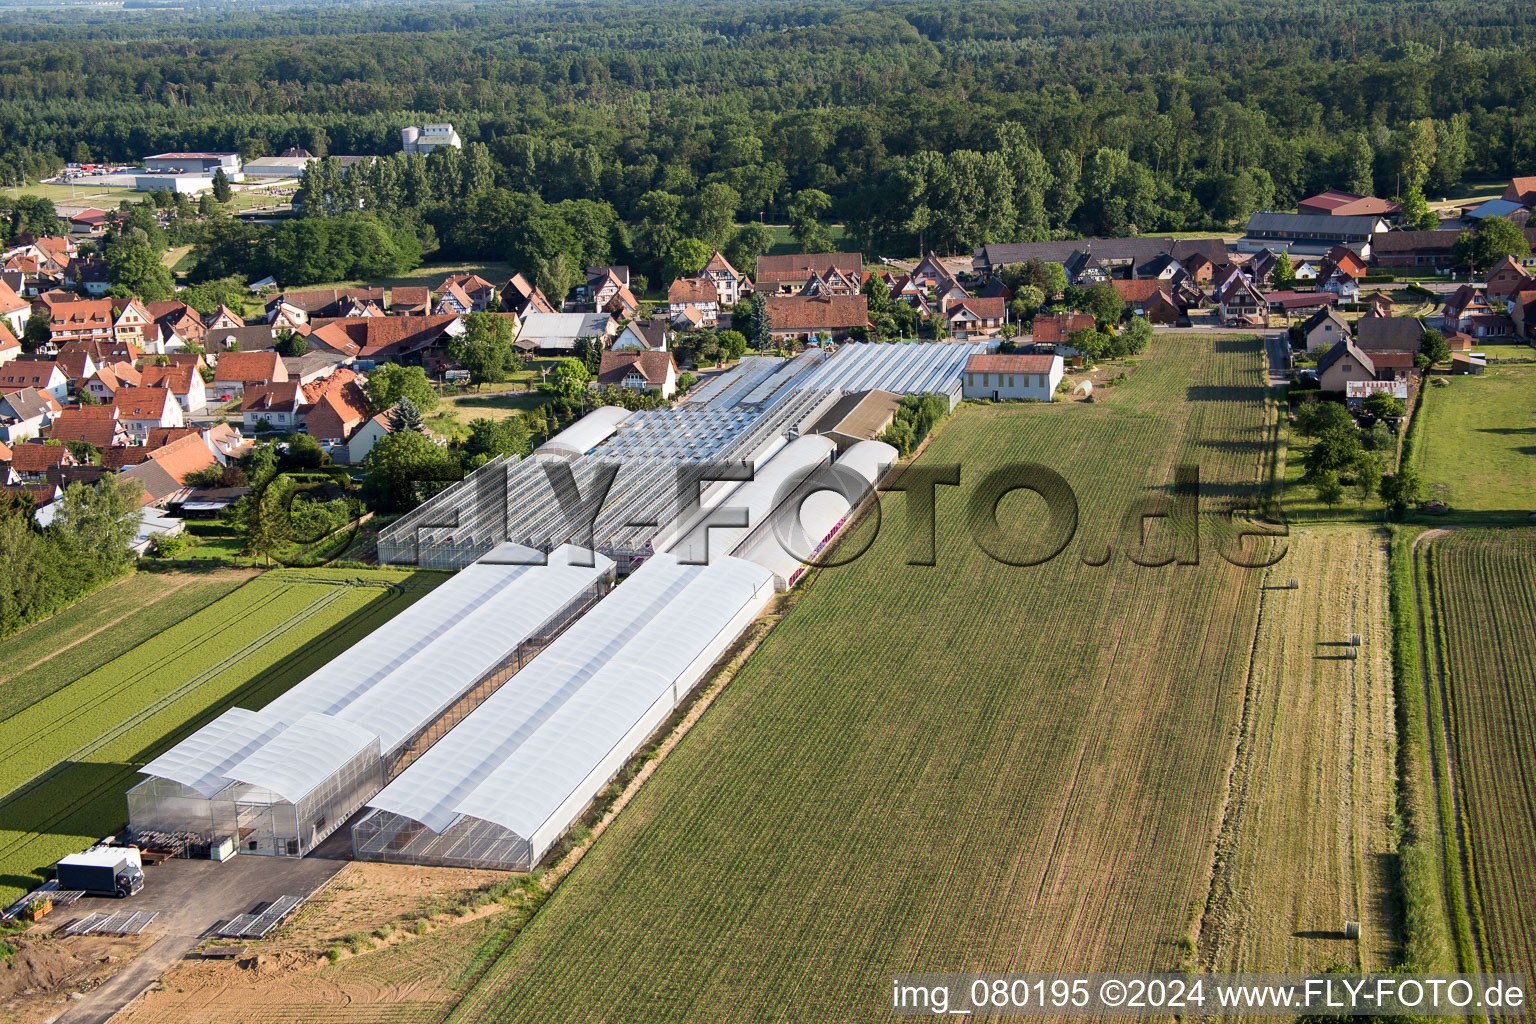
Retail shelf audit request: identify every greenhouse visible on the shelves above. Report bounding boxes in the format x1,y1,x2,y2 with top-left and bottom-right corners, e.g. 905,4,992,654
353,554,776,870
128,544,614,856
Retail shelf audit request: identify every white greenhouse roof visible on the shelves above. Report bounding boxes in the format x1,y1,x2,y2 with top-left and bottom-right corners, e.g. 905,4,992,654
138,707,287,797
223,713,381,805
368,554,775,839
668,435,835,565
739,439,895,583
536,406,632,457
795,342,985,396
262,543,612,754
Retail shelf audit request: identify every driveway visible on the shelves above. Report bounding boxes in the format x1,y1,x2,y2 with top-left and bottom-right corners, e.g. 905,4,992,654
55,827,353,1024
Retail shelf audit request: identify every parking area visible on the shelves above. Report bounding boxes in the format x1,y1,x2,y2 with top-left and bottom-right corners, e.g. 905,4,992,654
52,827,353,1024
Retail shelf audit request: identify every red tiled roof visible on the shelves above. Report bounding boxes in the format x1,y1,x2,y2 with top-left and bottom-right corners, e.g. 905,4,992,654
303,384,371,441
113,386,176,419
763,294,870,331
146,426,201,449
1030,312,1096,344
597,350,677,387
947,296,1007,320
213,350,287,384
8,442,72,472
965,353,1058,374
308,315,461,359
47,405,119,447
668,278,717,304
241,381,302,413
299,366,359,404
1110,280,1174,303
100,445,150,469
756,252,863,284
140,365,195,394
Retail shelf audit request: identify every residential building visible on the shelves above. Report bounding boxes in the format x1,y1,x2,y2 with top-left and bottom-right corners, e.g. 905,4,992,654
962,353,1064,402
1486,255,1532,300
0,386,62,442
667,278,719,326
1265,291,1339,315
944,297,1008,340
756,252,864,293
1503,176,1536,207
140,364,208,413
435,280,476,316
0,279,28,337
114,386,185,437
46,404,128,449
612,320,670,352
1355,316,1426,354
1218,276,1267,324
596,350,679,398
49,298,116,345
501,273,557,317
1317,339,1413,393
437,274,498,313
972,237,1226,281
242,381,304,432
265,288,387,327
0,359,69,402
120,432,220,508
1029,312,1096,349
7,442,74,481
1111,280,1183,323
391,287,433,316
308,314,469,367
67,208,111,236
0,323,19,365
576,266,631,310
1298,308,1351,353
212,350,288,397
762,294,870,343
83,360,142,403
699,252,750,306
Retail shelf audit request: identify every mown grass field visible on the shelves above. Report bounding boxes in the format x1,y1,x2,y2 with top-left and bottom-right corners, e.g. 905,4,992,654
1413,365,1536,517
0,567,443,904
1201,527,1399,973
447,335,1284,1022
1429,529,1536,982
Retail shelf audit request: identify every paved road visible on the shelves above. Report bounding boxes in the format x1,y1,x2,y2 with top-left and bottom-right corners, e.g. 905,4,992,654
56,827,354,1024
1264,332,1292,387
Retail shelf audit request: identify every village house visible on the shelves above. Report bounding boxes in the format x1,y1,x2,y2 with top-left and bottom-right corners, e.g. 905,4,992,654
612,320,670,352
1355,316,1427,355
962,353,1064,402
114,386,185,437
698,251,751,306
0,387,61,442
1299,307,1352,353
1316,339,1414,393
205,305,244,332
799,265,864,298
944,296,1008,340
756,252,864,294
972,237,1225,282
120,432,220,508
391,286,433,316
300,370,372,454
575,266,630,310
48,298,117,346
0,323,20,366
1503,176,1536,207
241,381,304,432
46,404,129,449
211,350,289,397
597,350,679,399
763,294,870,343
1485,255,1532,301
83,360,142,403
1112,280,1183,324
437,274,498,313
434,280,478,316
265,288,387,328
0,279,28,337
500,273,557,317
7,442,75,482
140,364,208,414
667,278,720,326
1029,312,1096,352
1218,276,1267,325
0,358,69,402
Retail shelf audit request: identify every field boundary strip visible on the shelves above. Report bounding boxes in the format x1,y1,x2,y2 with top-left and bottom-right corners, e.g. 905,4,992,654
0,587,347,867
1410,529,1484,974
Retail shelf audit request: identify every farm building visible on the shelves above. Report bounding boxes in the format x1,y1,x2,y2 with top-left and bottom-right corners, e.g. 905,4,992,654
127,545,613,856
378,344,981,571
352,553,776,870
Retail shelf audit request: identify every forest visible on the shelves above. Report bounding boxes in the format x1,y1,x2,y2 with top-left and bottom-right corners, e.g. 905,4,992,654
3,0,1535,282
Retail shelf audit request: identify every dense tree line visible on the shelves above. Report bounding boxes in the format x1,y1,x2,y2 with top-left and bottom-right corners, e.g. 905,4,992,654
7,0,1535,282
0,476,142,639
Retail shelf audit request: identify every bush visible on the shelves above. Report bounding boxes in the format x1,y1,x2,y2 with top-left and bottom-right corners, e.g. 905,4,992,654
148,533,195,559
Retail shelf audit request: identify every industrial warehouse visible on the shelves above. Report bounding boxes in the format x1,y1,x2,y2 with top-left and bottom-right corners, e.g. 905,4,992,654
117,342,975,874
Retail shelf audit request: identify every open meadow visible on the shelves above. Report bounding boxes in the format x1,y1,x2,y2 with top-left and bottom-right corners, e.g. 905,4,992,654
1428,529,1536,982
437,335,1289,1022
1413,365,1536,519
0,567,443,904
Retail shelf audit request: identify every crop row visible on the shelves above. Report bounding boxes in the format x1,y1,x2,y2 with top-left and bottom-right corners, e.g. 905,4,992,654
448,337,1277,1022
1432,529,1536,981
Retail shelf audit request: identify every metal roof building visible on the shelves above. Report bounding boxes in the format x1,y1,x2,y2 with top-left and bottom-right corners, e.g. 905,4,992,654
353,553,776,870
127,545,614,857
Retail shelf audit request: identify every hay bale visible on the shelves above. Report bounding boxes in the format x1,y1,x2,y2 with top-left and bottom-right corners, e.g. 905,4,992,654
1344,920,1360,940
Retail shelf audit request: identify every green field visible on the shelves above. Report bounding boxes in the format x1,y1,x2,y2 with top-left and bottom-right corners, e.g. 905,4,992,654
1429,529,1536,982
447,336,1285,1021
1414,365,1536,517
0,566,443,903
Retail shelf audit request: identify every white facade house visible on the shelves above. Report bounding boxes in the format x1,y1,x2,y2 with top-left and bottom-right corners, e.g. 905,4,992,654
961,353,1064,402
